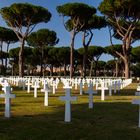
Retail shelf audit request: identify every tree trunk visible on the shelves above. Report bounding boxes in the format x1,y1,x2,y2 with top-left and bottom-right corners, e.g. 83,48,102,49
115,60,118,77
19,39,25,77
5,42,10,72
0,41,3,69
83,46,88,78
70,30,76,78
124,56,129,79
80,66,83,77
40,46,44,76
12,64,14,76
94,61,98,77
82,30,93,78
50,65,53,76
89,60,93,77
64,63,66,76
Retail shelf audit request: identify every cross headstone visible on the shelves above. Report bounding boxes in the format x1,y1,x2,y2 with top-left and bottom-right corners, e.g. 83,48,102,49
21,80,26,90
79,81,83,95
0,86,16,118
52,81,56,94
85,83,97,108
137,85,140,92
74,78,78,90
26,79,32,93
132,99,140,127
41,83,51,106
100,81,108,101
1,80,10,92
32,81,40,98
59,85,77,122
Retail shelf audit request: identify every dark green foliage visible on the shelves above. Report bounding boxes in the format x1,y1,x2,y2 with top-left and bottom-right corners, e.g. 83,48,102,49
57,47,70,64
88,46,105,60
0,26,18,42
131,46,140,63
99,0,140,18
27,29,59,47
57,3,96,19
0,51,8,59
0,3,51,27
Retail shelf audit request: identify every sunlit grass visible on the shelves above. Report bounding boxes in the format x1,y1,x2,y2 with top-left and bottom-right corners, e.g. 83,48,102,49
0,82,140,140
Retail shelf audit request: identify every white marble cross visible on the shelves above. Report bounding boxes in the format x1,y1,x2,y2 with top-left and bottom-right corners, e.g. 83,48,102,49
137,86,140,92
101,81,108,101
52,81,56,94
86,83,97,108
42,84,51,106
26,79,32,93
59,86,77,122
1,80,9,92
74,79,78,90
32,81,40,98
79,81,83,95
21,80,26,90
0,86,16,118
132,99,140,127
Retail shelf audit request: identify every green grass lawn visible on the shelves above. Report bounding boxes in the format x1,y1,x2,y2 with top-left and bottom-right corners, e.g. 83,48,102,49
0,83,140,140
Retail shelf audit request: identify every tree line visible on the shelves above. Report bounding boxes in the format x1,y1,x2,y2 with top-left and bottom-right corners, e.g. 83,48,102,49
1,44,140,77
0,0,140,78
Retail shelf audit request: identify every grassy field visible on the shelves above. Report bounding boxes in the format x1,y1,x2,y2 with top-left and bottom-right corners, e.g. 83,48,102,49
0,83,140,140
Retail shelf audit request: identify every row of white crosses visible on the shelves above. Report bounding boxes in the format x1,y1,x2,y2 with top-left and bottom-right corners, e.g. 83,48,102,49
85,82,97,108
132,83,140,128
7,77,132,101
0,80,16,118
1,77,132,121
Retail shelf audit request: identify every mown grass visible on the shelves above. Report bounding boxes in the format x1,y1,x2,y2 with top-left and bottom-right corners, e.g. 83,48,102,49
0,82,140,140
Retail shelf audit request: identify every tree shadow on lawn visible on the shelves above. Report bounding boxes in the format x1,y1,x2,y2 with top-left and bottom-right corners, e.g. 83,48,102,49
0,101,140,140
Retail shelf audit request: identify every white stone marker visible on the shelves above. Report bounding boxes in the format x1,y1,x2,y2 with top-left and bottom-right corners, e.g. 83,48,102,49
74,79,78,90
132,99,140,127
86,83,97,108
21,80,26,90
0,86,16,118
43,84,51,106
108,85,112,96
52,81,56,94
59,85,77,122
101,81,107,101
32,81,40,98
79,81,83,95
26,79,32,93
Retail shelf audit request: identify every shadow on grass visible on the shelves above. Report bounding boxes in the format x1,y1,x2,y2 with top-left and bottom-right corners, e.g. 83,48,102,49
0,101,140,140
0,83,139,140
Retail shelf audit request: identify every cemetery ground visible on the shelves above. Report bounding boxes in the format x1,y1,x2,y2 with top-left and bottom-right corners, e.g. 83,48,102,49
0,82,140,140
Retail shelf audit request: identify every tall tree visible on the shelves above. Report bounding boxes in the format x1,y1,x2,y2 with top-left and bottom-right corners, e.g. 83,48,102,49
105,44,127,77
88,46,105,77
27,29,59,76
57,3,96,78
3,27,18,70
9,47,20,76
57,47,70,76
80,15,106,77
48,47,59,76
99,0,140,79
1,3,51,77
